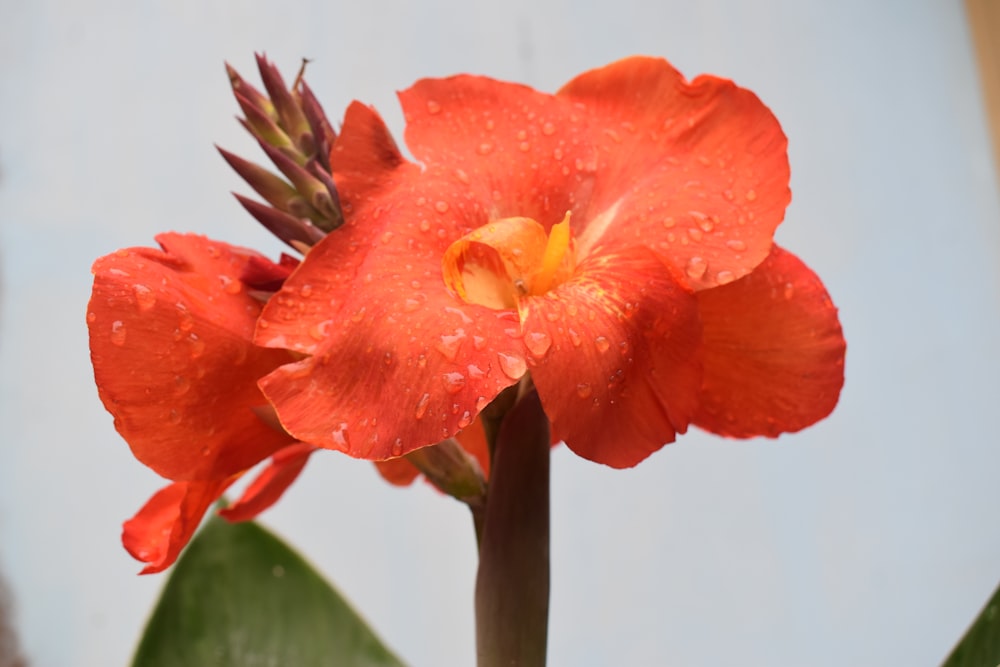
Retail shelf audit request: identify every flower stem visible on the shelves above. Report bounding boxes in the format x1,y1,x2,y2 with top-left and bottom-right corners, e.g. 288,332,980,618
474,388,550,666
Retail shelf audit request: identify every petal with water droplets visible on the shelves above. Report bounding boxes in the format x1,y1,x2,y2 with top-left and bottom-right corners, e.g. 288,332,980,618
88,233,296,481
558,56,790,290
220,443,318,522
692,246,845,437
525,246,702,467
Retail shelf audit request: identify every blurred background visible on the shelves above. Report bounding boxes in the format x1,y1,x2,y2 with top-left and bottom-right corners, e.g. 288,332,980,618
2,1,999,665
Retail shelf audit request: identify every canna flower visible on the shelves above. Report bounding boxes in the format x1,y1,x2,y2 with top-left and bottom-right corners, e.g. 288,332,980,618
88,234,317,573
254,56,845,468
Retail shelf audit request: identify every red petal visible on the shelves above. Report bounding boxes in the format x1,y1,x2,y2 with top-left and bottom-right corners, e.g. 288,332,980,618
525,247,702,467
219,443,317,522
258,126,529,459
399,75,598,225
558,56,790,290
374,458,421,487
122,477,233,574
692,246,845,437
88,234,296,481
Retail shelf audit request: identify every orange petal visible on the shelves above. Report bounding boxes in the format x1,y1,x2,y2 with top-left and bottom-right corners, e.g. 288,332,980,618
220,443,317,522
88,233,295,481
122,477,234,574
525,247,702,467
399,74,598,225
374,458,422,487
558,56,790,290
692,246,845,437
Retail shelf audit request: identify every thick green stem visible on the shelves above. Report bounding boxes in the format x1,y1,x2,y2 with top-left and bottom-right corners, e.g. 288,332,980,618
475,389,550,667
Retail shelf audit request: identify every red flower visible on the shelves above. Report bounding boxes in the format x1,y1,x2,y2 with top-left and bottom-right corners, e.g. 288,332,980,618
88,234,316,573
254,56,845,468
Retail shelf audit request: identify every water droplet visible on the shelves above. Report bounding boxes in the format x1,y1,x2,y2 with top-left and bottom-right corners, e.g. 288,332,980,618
350,306,367,322
567,328,582,347
133,285,156,310
477,142,494,155
86,311,97,324
726,239,747,252
110,320,127,346
435,329,466,361
698,217,715,233
662,217,676,229
723,189,735,201
299,284,313,297
167,409,181,425
716,270,736,285
594,336,610,353
332,422,350,450
419,219,431,232
687,227,704,242
472,335,486,350
309,320,332,341
434,200,450,213
426,100,442,114
542,121,555,135
441,371,466,394
685,256,708,280
173,375,191,396
476,395,489,411
188,333,205,358
783,282,795,299
745,189,757,201
519,141,531,152
576,383,592,398
467,364,486,379
458,411,473,428
524,331,552,357
497,352,527,380
414,393,431,419
391,438,404,456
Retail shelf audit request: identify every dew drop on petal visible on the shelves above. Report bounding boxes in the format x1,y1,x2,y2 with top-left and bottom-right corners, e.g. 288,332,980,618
524,331,552,357
594,336,610,353
568,328,582,347
458,411,473,428
478,142,494,155
86,311,97,324
308,320,332,341
110,320,127,346
426,100,442,114
414,393,431,419
687,227,704,242
391,438,404,457
441,371,466,394
173,375,191,396
476,395,489,411
167,409,181,425
542,121,555,136
435,200,450,213
576,383,592,398
188,333,205,358
435,329,466,361
472,335,486,350
685,256,708,281
726,239,747,252
133,285,156,311
716,270,736,285
332,422,350,450
783,282,795,299
745,189,758,201
497,352,527,380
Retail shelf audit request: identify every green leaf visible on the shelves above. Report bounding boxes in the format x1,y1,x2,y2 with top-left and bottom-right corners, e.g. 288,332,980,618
132,515,406,667
942,581,1000,667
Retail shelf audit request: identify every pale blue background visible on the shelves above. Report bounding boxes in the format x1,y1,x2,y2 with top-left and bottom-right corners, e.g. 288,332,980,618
2,1,999,665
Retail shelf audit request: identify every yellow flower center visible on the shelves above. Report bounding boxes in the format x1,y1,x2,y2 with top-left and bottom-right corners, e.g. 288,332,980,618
442,211,576,311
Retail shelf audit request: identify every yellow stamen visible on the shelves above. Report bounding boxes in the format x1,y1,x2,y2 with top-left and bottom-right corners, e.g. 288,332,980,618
532,211,573,295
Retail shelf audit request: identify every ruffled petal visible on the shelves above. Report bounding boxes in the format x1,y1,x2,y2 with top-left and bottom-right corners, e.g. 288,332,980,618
219,443,317,522
558,56,790,290
88,234,297,481
258,106,531,460
692,246,845,437
400,75,598,225
525,247,702,467
122,477,234,574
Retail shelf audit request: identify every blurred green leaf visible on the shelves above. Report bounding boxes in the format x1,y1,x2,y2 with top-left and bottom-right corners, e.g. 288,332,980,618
942,580,1000,667
132,516,405,667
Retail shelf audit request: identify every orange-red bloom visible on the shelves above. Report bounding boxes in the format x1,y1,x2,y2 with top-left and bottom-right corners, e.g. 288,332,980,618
88,234,316,572
89,56,845,570
254,56,845,469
